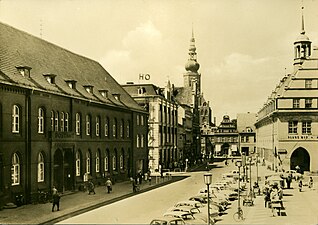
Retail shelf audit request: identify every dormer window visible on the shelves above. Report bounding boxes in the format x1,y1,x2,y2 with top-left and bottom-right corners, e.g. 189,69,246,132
83,85,94,94
16,66,32,78
43,73,56,84
113,94,120,101
138,87,146,95
99,90,108,98
65,80,77,89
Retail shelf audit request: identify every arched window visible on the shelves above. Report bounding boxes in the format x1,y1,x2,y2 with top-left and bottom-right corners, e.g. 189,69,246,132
112,118,117,138
120,120,124,138
86,115,91,136
112,150,117,171
60,112,65,132
126,121,130,138
96,116,100,136
104,117,109,137
12,105,20,133
141,134,144,148
38,108,44,134
11,153,20,185
76,151,81,176
96,151,100,173
65,113,69,132
86,151,91,174
75,113,81,135
104,149,109,172
120,149,124,170
37,152,44,182
55,111,59,131
50,111,54,131
136,135,140,148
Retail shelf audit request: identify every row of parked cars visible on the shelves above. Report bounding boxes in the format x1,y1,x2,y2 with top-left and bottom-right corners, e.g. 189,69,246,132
150,172,241,225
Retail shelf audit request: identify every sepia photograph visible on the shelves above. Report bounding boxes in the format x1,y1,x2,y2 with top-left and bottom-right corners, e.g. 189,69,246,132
0,0,318,224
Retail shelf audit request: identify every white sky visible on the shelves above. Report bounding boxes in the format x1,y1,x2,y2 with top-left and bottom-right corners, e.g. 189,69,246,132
1,0,318,124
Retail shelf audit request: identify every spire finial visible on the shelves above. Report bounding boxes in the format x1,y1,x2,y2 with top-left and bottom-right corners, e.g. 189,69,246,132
301,3,305,34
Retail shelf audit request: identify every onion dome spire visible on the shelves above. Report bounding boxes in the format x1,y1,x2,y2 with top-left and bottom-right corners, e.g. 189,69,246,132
185,27,200,73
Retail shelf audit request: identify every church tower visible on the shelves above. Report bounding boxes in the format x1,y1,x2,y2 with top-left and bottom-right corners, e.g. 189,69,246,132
184,29,201,94
294,6,312,67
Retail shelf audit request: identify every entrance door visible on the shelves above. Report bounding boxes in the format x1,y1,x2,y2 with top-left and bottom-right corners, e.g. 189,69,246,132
64,149,74,191
53,149,63,191
290,147,310,172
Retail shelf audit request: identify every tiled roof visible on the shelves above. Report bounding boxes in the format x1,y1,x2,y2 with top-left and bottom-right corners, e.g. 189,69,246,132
0,22,144,112
174,87,193,106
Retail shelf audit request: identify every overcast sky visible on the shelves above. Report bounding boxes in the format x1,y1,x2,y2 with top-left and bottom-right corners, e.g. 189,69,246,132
1,0,318,124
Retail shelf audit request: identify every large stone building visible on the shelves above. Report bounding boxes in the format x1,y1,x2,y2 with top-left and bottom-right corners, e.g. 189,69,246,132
255,10,318,173
0,22,148,205
122,81,178,173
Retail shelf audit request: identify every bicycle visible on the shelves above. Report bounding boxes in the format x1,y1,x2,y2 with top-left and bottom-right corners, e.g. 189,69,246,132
233,207,244,221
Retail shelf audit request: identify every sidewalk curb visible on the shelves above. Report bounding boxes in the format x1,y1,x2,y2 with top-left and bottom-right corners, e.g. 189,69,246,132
39,176,187,225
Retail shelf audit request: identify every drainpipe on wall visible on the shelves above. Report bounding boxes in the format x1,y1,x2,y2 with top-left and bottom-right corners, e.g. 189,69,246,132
25,89,32,203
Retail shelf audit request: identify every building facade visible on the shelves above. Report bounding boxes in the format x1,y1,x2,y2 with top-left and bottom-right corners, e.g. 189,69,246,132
237,113,256,156
122,81,178,173
255,10,318,172
0,22,148,205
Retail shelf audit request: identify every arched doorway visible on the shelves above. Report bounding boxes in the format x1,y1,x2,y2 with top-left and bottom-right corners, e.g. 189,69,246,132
64,149,74,191
53,149,63,191
290,147,310,172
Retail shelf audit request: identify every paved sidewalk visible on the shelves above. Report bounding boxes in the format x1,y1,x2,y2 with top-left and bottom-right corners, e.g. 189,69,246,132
0,175,188,224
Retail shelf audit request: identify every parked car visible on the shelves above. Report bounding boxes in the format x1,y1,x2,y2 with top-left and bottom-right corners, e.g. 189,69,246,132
283,170,303,180
174,200,203,209
163,211,206,224
188,196,222,212
166,206,201,215
150,216,185,225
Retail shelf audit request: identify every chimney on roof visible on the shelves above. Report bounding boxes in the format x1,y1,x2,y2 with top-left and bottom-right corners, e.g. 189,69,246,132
126,82,134,84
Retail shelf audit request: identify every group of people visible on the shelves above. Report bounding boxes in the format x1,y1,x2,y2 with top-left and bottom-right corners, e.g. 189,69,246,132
263,183,284,216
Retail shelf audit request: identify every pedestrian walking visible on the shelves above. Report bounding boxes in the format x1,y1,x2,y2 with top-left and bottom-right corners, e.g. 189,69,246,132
264,188,270,208
51,186,61,212
87,180,95,195
308,177,313,189
298,180,303,192
105,178,112,194
132,178,138,193
286,174,292,189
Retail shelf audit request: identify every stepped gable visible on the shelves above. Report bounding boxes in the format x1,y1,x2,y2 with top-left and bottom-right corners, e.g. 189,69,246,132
0,22,143,111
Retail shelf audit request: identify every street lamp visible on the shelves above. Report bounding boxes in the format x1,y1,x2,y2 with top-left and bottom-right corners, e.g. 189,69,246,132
256,153,259,186
204,173,212,225
248,156,252,200
235,161,242,218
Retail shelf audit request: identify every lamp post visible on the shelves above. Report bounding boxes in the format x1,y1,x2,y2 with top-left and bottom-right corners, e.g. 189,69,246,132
256,153,259,185
248,156,252,200
235,161,242,216
204,173,212,225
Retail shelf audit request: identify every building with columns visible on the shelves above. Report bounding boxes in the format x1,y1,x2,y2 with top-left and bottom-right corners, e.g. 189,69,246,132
256,9,318,173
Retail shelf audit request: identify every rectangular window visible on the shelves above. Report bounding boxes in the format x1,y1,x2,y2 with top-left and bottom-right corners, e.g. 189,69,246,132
305,99,312,108
288,121,298,134
305,79,312,88
302,121,312,134
293,99,300,108
12,105,20,133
